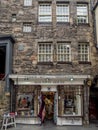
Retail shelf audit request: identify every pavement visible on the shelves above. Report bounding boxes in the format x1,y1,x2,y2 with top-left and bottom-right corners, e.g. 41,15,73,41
7,121,98,130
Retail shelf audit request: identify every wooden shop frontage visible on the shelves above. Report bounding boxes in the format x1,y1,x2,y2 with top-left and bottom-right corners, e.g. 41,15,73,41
9,74,91,126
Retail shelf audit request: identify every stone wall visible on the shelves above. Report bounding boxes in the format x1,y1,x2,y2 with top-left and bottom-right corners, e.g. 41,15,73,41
0,81,10,117
0,0,97,76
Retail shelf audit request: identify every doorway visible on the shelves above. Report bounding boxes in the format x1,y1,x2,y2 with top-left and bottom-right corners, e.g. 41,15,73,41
42,92,54,120
0,46,6,80
89,87,98,122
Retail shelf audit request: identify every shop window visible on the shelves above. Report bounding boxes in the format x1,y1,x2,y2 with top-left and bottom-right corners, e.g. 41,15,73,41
16,86,34,117
64,86,83,115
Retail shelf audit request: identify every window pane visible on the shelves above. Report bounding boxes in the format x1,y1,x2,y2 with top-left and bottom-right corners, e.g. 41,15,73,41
78,43,89,61
64,86,83,115
56,4,69,22
23,23,32,32
24,0,32,6
38,43,53,62
77,4,88,23
39,4,52,22
57,43,71,62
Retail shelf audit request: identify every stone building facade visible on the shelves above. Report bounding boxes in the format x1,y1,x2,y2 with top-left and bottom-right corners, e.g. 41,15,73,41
0,0,98,126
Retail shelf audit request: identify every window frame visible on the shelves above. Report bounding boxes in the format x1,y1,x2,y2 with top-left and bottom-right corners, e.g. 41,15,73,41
78,43,90,62
63,85,83,116
56,3,69,23
77,4,88,24
23,23,32,33
57,42,71,62
38,3,52,23
24,0,32,6
38,42,53,63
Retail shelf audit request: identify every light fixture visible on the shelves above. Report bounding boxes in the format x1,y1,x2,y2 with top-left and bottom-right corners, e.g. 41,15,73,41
70,77,74,81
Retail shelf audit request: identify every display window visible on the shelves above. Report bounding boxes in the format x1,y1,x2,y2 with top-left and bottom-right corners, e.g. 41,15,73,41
64,86,83,116
16,86,35,117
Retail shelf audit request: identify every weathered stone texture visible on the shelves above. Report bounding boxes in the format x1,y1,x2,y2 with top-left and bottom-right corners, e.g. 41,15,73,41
0,0,97,76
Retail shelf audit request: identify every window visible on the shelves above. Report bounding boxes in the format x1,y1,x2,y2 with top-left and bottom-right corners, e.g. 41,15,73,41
64,86,83,115
23,23,32,32
16,86,35,117
24,0,32,6
78,43,89,62
38,43,53,62
57,43,71,62
56,4,69,22
38,3,52,22
77,4,88,23
12,14,16,22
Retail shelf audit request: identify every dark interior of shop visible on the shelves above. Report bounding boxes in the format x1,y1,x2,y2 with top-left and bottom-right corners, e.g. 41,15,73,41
0,46,6,80
89,87,98,121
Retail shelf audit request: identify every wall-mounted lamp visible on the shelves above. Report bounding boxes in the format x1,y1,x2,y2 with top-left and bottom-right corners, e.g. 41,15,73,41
70,78,74,81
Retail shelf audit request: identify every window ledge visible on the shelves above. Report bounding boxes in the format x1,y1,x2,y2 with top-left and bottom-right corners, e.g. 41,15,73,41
56,22,70,25
38,22,52,25
79,61,91,64
57,61,72,64
37,62,53,65
77,23,90,26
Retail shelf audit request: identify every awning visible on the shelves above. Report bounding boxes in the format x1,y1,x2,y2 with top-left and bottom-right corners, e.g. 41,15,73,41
9,74,91,85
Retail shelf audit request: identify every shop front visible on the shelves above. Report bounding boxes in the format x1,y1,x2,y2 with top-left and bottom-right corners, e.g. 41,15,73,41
9,74,90,125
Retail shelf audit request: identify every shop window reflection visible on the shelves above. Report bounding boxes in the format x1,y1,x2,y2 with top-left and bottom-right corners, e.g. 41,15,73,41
17,93,34,117
64,86,83,116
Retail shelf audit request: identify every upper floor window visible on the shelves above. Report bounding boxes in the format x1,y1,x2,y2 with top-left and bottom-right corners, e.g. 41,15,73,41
38,3,52,22
57,43,71,62
23,23,32,32
56,4,69,22
78,43,89,62
77,4,88,23
24,0,32,6
38,43,53,62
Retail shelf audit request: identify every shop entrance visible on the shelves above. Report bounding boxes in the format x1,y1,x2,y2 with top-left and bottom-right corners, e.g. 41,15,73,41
89,87,98,122
42,92,54,120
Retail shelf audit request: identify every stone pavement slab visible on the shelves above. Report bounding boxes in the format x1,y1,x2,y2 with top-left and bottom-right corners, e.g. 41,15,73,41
7,123,98,130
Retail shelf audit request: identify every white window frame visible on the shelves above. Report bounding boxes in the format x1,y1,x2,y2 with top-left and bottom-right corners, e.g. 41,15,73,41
56,4,69,22
23,23,32,32
57,43,71,62
24,0,32,6
38,3,52,22
77,4,88,23
64,86,83,116
78,43,90,62
38,43,53,62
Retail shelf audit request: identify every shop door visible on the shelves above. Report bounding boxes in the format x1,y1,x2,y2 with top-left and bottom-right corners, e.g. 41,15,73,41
42,92,54,120
53,92,58,124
